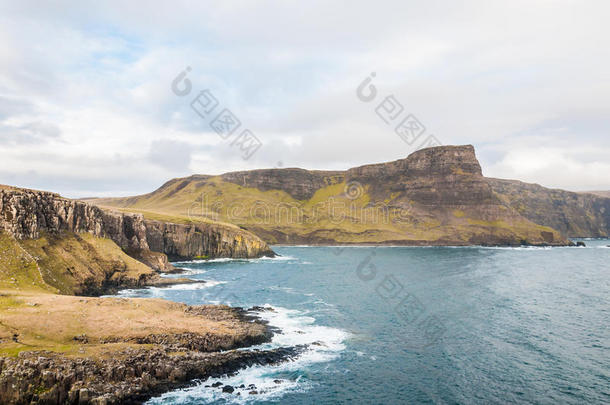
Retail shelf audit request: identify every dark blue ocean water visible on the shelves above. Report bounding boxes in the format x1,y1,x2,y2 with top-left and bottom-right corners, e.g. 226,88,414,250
116,240,610,404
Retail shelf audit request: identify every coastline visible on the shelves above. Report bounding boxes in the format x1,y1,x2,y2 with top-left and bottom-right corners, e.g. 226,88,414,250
0,288,303,404
270,240,575,247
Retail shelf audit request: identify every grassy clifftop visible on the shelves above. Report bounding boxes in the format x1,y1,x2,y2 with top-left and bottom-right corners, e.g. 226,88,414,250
0,231,186,296
0,289,285,404
89,145,569,246
0,187,288,404
0,290,265,358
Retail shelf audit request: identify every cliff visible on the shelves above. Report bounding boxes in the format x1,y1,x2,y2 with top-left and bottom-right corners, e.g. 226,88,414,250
89,145,572,246
144,220,272,260
0,186,274,294
489,179,610,238
0,187,290,403
0,186,273,259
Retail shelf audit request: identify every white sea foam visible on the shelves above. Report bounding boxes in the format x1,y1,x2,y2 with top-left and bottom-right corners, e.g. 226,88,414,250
113,280,226,298
161,280,226,290
161,268,208,277
256,306,348,354
277,244,568,250
172,255,296,265
478,246,554,250
147,305,349,404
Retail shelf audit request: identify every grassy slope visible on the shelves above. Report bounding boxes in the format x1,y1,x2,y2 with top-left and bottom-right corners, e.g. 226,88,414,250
490,179,610,237
0,231,156,296
90,175,564,245
0,232,54,293
0,231,262,358
0,290,262,358
0,187,270,370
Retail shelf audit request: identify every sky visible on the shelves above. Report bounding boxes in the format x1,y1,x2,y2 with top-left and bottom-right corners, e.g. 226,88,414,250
0,0,609,198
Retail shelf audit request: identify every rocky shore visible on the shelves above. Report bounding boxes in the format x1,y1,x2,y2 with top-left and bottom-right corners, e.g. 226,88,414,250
0,185,290,404
0,345,302,404
0,292,299,405
0,185,275,263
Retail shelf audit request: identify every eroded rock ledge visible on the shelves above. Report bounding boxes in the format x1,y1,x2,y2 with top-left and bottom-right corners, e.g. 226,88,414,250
0,293,297,405
0,346,302,404
0,186,275,263
96,145,576,246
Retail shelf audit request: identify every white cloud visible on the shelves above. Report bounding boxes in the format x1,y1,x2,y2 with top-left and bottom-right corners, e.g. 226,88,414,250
485,146,610,191
0,0,608,197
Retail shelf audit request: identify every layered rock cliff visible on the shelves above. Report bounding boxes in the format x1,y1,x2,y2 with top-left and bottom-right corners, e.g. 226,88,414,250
489,179,610,237
1,186,143,248
89,145,573,246
0,186,274,294
220,169,342,200
0,186,273,260
144,220,272,260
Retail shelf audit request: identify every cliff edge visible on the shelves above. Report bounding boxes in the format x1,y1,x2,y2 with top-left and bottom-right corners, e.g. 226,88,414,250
89,145,572,246
0,186,274,295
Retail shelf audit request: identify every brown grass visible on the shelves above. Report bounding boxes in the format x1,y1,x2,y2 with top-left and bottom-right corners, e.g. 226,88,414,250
0,290,251,358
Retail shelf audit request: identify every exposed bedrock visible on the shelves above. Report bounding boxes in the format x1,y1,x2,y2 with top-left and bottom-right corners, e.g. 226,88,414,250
143,220,274,261
0,187,274,261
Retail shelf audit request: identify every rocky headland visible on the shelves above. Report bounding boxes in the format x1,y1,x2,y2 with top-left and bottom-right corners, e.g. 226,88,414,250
0,185,274,294
489,179,610,238
0,186,283,404
90,145,585,246
0,292,298,404
1,185,274,261
1,144,607,404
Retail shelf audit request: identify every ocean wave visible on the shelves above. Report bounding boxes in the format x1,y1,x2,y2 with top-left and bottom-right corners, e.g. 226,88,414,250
469,246,554,250
276,244,563,250
161,268,208,277
112,280,226,298
172,255,296,265
160,280,226,290
147,305,348,404
147,362,311,404
253,305,348,354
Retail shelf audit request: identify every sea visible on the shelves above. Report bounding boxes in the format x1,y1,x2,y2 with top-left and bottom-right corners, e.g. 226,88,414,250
112,239,609,404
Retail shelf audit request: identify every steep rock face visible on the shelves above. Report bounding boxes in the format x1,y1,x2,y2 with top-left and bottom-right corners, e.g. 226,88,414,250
0,187,274,260
0,187,148,251
144,220,274,260
348,144,483,179
221,168,342,200
489,178,610,237
88,145,572,246
347,145,497,206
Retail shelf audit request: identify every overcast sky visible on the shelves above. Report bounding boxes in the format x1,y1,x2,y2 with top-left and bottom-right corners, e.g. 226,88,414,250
1,0,609,197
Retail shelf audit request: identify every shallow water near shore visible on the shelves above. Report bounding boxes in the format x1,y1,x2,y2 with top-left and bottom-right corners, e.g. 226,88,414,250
118,240,609,404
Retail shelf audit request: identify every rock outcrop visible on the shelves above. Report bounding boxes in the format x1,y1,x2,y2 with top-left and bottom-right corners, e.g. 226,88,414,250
346,145,496,206
0,296,300,405
0,186,274,261
220,169,342,200
489,179,610,237
87,145,573,246
144,220,274,261
0,346,302,404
